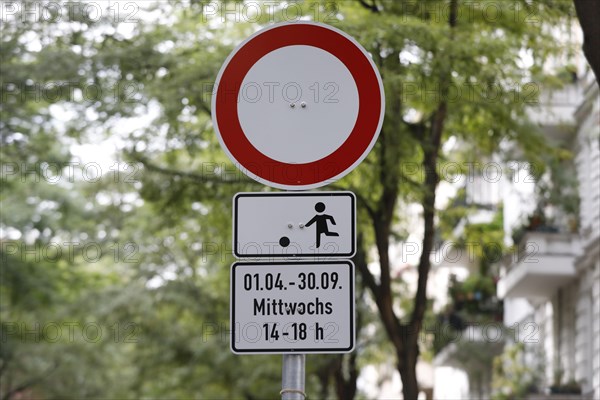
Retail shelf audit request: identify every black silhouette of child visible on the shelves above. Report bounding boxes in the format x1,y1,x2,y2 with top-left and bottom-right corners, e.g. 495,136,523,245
305,202,339,248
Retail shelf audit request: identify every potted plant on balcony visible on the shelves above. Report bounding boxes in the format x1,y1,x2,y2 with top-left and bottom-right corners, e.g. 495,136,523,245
550,379,582,395
510,153,581,247
510,206,559,246
534,156,580,233
560,380,582,395
549,367,582,395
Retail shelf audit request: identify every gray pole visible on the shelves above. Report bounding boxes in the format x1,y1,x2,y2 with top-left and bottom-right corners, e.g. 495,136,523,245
281,354,306,400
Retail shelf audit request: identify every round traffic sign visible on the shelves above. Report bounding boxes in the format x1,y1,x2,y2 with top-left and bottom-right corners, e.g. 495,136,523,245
212,22,385,190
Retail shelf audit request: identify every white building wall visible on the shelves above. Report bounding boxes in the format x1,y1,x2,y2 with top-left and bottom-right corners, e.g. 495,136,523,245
573,73,600,399
558,283,578,383
433,367,469,399
592,260,600,399
575,74,600,242
502,297,534,327
574,279,591,389
535,301,554,386
575,262,599,396
576,135,600,242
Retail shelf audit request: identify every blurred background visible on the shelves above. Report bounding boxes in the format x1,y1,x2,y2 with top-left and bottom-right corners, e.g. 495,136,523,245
1,1,598,399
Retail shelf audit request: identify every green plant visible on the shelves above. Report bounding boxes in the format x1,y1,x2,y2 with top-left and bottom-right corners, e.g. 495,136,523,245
535,155,580,229
448,274,502,320
492,343,542,399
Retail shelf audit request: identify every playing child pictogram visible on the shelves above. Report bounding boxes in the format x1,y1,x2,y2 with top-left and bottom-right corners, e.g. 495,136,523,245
305,202,339,248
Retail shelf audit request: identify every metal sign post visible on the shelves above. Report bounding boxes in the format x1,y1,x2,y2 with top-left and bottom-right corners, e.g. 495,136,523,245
281,354,306,400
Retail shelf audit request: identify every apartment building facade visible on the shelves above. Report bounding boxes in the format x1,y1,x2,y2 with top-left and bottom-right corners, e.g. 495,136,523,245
498,72,599,399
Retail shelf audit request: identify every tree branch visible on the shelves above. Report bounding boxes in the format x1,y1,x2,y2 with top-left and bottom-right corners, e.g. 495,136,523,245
328,183,376,221
0,351,13,380
358,0,379,13
410,0,458,330
129,152,254,186
353,233,380,300
2,363,57,400
574,0,600,83
195,99,211,116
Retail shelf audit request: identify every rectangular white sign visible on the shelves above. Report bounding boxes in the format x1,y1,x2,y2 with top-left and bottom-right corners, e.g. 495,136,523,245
230,261,355,354
233,191,356,258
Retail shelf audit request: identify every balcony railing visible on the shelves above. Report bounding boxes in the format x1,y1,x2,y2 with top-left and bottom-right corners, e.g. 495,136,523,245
497,231,581,299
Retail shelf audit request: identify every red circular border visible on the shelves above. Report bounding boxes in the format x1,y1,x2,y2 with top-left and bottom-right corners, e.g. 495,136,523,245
215,23,382,187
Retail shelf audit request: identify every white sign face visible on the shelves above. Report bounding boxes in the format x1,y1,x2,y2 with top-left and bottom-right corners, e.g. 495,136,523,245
233,192,356,258
238,45,359,164
230,261,355,354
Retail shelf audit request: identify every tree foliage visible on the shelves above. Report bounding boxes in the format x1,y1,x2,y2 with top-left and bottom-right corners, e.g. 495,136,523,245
1,1,578,399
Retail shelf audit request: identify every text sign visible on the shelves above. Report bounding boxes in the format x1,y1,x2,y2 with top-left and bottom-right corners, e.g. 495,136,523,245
233,191,356,258
230,261,355,354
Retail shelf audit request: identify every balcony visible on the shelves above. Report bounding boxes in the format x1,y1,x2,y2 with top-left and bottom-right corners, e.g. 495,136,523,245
497,232,581,300
527,394,589,400
433,324,505,399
